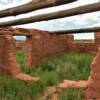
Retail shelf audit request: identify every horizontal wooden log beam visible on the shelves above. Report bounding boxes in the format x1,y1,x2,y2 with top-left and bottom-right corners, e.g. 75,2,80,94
50,27,100,34
0,2,100,27
0,27,100,35
0,0,77,18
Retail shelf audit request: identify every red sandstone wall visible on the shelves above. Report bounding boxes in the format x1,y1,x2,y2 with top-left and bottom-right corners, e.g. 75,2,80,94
0,28,73,67
0,28,100,75
1,28,100,68
86,47,100,99
27,31,74,66
16,29,100,66
16,42,26,50
0,35,5,68
73,42,97,55
71,32,100,55
0,32,20,75
51,32,100,56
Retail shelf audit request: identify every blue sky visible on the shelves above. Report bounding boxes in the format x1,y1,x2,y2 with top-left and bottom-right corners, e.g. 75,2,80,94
0,0,100,40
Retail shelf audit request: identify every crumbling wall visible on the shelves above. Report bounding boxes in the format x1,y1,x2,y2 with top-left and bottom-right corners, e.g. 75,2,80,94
16,42,26,50
0,35,5,68
13,28,73,66
86,47,100,99
25,36,33,67
86,32,100,99
95,32,100,43
28,31,74,66
73,43,97,55
72,32,100,55
15,29,100,66
0,32,20,75
1,28,100,69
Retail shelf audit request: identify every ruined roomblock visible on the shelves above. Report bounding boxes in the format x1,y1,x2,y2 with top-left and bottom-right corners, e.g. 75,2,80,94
86,47,100,99
0,32,21,75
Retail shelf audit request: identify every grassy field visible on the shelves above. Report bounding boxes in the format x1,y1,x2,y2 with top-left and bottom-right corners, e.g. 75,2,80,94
0,51,93,100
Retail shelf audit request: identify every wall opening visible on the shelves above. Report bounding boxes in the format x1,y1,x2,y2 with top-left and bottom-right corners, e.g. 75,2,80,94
73,32,95,43
14,36,27,41
13,35,33,71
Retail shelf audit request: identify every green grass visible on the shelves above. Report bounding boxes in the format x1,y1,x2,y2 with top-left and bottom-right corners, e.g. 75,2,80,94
0,72,47,100
40,53,93,81
16,50,26,67
59,88,84,100
0,51,93,100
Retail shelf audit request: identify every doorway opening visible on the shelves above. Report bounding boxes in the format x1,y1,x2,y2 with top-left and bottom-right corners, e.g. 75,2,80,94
13,35,33,72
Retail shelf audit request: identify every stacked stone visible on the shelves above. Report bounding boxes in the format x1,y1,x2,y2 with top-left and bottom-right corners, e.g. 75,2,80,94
0,32,20,75
86,47,100,99
95,32,100,43
30,31,74,66
0,35,5,68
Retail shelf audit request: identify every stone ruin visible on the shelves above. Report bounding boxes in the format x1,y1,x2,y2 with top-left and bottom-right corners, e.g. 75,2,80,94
0,27,74,75
0,27,100,99
0,30,20,75
0,0,100,99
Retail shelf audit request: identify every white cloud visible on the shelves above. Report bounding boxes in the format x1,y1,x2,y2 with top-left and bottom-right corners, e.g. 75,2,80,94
0,0,13,4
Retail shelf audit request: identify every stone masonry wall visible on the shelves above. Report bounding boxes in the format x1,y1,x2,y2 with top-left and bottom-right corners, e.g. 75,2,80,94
26,30,74,66
0,28,74,72
73,43,97,55
15,29,100,66
86,47,100,99
72,32,100,55
0,27,100,72
0,31,20,75
86,33,100,99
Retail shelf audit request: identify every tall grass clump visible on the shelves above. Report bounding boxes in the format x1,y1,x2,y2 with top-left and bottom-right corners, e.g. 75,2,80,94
0,72,47,100
40,53,93,81
16,50,34,74
16,50,25,65
59,88,84,100
5,51,93,100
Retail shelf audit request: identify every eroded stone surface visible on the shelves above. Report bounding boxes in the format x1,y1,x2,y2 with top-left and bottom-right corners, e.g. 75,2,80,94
16,73,40,81
0,32,20,75
0,28,74,75
59,80,88,90
86,47,100,99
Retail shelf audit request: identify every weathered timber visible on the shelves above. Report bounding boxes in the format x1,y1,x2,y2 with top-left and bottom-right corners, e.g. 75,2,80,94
0,2,100,27
0,0,77,18
50,27,100,34
1,27,100,35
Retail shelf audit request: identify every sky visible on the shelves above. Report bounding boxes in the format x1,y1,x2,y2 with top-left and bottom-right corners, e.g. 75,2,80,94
0,0,100,40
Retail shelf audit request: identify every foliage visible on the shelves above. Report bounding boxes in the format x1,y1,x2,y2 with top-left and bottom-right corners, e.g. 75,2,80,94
59,88,84,100
0,52,93,100
40,53,93,80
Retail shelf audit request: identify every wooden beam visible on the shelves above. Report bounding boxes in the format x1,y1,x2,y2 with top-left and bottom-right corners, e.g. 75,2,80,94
50,27,100,34
0,0,77,18
0,27,100,35
0,2,100,27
